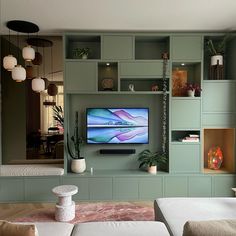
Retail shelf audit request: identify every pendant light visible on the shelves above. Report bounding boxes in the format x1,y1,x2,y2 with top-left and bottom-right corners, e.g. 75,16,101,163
3,29,17,71
22,45,35,61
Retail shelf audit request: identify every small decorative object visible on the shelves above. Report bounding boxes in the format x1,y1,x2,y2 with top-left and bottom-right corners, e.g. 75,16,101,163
67,111,86,173
128,84,135,92
184,83,202,97
151,85,158,91
73,47,90,59
138,149,167,174
102,78,114,91
172,69,187,96
208,146,223,170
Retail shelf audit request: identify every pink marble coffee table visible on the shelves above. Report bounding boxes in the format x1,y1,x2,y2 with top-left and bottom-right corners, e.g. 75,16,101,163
52,185,78,222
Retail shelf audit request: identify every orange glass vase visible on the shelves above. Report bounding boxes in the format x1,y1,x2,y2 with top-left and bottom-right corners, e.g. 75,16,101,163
207,146,223,170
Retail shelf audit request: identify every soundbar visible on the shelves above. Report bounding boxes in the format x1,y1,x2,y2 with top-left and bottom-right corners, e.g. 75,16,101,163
99,149,136,155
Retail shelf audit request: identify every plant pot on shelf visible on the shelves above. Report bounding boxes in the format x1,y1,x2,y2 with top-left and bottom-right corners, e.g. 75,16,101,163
82,54,88,59
187,89,195,97
71,158,86,173
147,165,157,174
211,55,223,66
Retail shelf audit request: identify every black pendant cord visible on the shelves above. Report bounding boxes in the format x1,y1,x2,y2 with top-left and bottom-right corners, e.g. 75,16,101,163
43,46,45,77
8,29,10,54
17,32,19,61
51,46,53,82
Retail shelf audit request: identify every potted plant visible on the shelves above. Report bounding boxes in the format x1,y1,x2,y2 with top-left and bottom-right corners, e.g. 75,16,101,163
73,47,90,59
184,83,202,97
52,105,64,129
67,111,86,173
138,149,167,174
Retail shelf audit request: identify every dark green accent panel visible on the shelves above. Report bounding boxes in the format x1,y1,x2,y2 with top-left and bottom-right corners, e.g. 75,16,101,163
171,99,201,129
188,176,212,197
89,177,112,200
214,175,235,197
203,81,236,112
164,176,188,197
102,35,133,60
113,177,139,200
202,113,236,127
0,178,24,201
139,177,163,200
61,177,89,200
170,144,201,173
172,36,202,60
120,61,169,77
65,61,96,92
24,177,60,201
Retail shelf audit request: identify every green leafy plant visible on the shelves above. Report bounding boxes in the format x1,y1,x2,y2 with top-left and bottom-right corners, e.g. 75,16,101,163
67,111,84,159
73,47,90,58
52,105,64,128
138,149,167,169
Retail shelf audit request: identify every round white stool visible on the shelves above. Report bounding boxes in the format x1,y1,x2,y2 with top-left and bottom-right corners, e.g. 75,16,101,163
52,185,78,222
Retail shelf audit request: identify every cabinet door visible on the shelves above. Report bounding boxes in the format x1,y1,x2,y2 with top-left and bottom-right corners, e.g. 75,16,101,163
164,176,188,197
171,99,201,129
172,36,202,60
170,144,201,173
113,177,139,200
120,61,169,77
188,176,212,197
65,61,96,92
213,175,235,197
102,35,133,60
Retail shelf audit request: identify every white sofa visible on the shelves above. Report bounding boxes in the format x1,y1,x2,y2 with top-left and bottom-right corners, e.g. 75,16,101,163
154,198,236,236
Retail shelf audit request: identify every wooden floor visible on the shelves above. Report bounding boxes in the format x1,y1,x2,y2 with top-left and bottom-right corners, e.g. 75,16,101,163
0,201,152,221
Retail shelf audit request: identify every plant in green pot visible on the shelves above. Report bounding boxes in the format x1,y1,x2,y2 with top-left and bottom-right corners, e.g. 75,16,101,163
138,149,167,174
67,111,85,173
73,47,90,59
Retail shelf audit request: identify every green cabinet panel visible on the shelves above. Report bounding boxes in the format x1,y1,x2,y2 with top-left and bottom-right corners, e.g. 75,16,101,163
172,36,202,60
0,178,24,202
120,61,169,77
89,177,112,200
188,176,212,197
171,99,201,129
102,35,133,60
113,177,138,200
170,144,201,173
214,175,235,197
65,61,96,92
203,81,236,112
139,177,163,200
202,113,236,127
61,177,89,200
25,177,60,202
164,176,188,197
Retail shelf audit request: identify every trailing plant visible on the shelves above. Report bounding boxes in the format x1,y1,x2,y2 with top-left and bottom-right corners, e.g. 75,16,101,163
52,105,64,128
73,47,90,58
138,149,167,169
67,111,84,159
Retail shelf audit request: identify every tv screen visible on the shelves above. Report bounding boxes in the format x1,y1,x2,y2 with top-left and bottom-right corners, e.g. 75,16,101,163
86,108,149,144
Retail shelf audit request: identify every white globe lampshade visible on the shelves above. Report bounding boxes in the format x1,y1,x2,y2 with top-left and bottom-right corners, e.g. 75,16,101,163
22,45,35,61
11,65,26,82
32,77,45,92
3,54,17,71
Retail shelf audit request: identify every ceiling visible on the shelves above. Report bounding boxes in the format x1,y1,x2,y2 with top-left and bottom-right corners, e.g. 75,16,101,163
1,0,236,34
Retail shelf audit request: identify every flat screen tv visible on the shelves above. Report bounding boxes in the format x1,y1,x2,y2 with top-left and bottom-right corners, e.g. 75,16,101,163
86,108,149,144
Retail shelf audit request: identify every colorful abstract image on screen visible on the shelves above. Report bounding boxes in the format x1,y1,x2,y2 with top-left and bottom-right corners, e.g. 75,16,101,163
86,108,149,144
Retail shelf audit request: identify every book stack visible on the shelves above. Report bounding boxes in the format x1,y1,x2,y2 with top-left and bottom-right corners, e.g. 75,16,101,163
180,134,200,142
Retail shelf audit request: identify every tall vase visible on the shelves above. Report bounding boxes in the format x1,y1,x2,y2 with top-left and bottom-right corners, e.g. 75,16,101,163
71,158,86,173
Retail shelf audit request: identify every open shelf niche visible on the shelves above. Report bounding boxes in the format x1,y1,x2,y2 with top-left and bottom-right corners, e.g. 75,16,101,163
172,62,201,97
203,128,235,173
171,130,200,143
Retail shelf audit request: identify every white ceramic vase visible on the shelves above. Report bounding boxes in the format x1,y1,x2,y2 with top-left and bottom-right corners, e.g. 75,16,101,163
187,89,195,97
147,165,157,174
211,55,223,66
71,158,86,173
82,54,88,59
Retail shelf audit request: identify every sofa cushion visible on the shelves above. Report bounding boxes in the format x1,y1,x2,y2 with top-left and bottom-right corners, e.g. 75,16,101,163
72,221,170,236
183,219,236,236
0,221,37,236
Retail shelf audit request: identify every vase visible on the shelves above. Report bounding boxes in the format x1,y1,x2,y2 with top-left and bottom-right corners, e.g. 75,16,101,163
147,165,157,174
82,54,88,59
71,158,86,173
211,55,223,66
207,146,223,170
187,89,195,97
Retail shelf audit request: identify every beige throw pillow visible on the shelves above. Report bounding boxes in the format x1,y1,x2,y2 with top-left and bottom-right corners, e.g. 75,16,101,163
183,219,236,236
0,221,37,236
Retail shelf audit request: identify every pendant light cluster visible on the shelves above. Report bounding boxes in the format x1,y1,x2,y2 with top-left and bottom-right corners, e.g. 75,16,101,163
3,20,39,82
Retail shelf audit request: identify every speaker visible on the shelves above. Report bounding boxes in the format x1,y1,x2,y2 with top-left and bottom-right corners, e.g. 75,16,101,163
99,149,136,155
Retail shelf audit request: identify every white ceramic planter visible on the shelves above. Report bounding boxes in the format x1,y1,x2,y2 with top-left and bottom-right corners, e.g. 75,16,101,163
82,54,88,59
187,89,195,97
211,55,223,66
71,158,86,173
147,165,157,174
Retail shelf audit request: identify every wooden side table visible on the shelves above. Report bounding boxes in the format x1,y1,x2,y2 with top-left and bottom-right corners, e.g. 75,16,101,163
52,185,78,222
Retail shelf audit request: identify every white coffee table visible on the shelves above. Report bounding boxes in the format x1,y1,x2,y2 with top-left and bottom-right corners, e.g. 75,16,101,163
52,185,78,222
